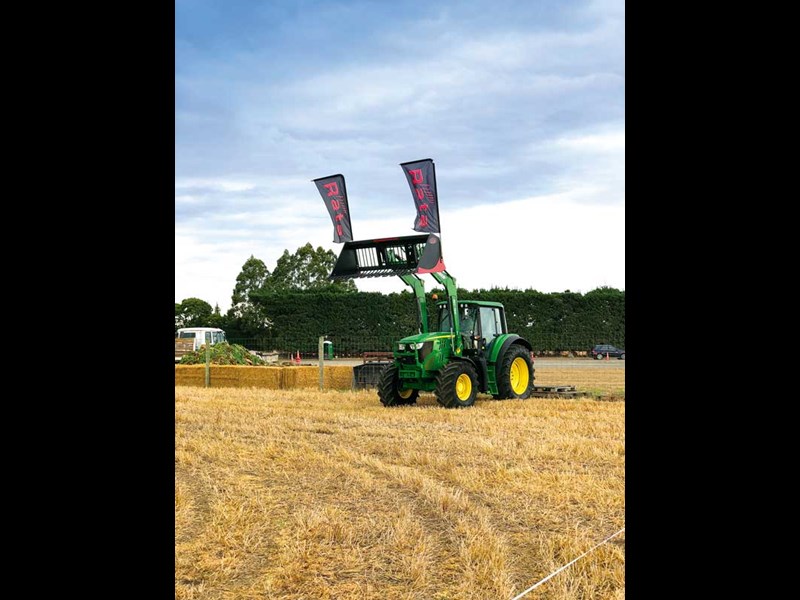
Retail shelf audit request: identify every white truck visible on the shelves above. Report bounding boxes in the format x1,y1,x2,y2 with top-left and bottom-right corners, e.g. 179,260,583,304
175,327,227,362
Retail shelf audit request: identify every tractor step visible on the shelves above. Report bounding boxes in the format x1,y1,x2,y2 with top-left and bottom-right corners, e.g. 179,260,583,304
529,385,589,398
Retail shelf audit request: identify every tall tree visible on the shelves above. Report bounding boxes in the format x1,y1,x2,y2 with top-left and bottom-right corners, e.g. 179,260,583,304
208,303,225,329
227,256,273,338
175,297,214,331
175,303,182,333
224,304,272,338
231,255,270,305
266,243,356,292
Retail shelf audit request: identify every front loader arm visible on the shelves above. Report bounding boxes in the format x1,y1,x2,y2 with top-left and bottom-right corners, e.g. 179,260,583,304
399,273,429,334
430,270,462,353
328,233,450,342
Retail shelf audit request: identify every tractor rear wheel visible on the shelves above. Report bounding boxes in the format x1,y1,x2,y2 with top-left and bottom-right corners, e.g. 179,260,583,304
435,361,478,408
377,364,419,407
496,345,534,399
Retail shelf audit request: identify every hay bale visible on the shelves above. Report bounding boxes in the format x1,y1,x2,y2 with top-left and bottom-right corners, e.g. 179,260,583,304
278,365,348,390
207,365,240,388
238,366,283,389
281,366,298,388
283,365,356,390
175,365,206,387
325,366,355,390
287,366,318,389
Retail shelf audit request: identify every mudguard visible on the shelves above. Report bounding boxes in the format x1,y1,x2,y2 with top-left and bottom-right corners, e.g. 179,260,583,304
489,334,532,366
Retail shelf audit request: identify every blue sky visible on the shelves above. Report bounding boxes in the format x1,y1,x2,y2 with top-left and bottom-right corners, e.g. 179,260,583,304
176,0,624,313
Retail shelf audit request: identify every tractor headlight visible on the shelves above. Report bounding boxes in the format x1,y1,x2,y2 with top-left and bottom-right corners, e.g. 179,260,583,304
398,343,405,351
411,342,425,350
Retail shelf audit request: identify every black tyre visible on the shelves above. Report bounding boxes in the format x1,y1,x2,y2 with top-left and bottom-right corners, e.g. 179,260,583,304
435,361,478,408
496,345,534,399
619,353,625,360
595,353,604,360
376,364,419,407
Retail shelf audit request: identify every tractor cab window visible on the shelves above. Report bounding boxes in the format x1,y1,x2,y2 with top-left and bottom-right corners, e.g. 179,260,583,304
459,305,479,338
458,304,482,350
479,307,503,341
438,305,452,332
178,332,196,339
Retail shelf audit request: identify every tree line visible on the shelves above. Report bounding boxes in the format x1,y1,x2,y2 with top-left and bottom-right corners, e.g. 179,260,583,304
175,243,625,353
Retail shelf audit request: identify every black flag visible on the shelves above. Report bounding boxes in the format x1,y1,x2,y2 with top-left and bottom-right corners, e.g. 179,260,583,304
313,174,353,243
400,158,440,233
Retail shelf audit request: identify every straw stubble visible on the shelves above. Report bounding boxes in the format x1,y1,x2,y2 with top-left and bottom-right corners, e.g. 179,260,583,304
176,368,624,599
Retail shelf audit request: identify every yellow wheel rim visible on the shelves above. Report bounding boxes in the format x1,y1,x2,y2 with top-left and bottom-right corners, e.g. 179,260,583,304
510,357,529,394
456,373,472,400
398,387,413,399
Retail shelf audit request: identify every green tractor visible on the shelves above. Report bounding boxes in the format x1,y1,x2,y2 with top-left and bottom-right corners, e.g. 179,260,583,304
330,233,535,408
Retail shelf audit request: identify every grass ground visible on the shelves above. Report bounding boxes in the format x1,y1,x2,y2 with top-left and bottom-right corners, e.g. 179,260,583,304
176,365,625,599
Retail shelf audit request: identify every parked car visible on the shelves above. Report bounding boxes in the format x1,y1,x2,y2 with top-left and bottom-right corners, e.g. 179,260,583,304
590,344,625,360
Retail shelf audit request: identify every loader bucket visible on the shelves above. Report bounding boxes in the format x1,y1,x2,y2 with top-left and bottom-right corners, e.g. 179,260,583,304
329,234,446,279
352,361,393,389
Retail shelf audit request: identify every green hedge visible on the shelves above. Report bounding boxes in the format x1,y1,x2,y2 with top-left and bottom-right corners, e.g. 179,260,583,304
234,287,624,354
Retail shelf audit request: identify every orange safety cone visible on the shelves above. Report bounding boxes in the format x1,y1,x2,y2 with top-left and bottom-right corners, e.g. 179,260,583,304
605,352,609,361
295,351,301,364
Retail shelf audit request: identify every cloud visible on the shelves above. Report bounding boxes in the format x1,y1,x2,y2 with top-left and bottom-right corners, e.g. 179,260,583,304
554,130,626,152
175,0,625,313
176,187,624,313
175,177,257,193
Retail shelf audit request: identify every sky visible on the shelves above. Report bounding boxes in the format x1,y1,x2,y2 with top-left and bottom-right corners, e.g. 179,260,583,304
175,0,624,314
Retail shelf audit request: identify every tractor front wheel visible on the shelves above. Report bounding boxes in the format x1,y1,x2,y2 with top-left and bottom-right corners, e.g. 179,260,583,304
496,345,534,399
435,361,478,408
377,364,419,407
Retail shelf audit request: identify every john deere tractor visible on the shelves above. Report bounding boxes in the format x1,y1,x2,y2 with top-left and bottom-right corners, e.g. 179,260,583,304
330,233,535,408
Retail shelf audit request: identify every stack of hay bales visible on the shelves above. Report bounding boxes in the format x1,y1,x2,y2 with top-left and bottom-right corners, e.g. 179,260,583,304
175,365,355,390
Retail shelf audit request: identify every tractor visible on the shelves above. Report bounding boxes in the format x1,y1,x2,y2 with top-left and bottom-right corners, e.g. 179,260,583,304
329,233,535,408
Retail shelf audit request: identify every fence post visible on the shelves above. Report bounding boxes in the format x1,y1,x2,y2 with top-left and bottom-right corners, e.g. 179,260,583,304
205,332,211,387
318,336,325,389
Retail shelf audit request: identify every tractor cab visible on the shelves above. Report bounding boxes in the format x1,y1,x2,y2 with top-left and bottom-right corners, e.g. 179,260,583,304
437,301,507,354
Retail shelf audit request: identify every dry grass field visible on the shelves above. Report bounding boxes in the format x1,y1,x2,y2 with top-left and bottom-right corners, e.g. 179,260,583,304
176,365,625,599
